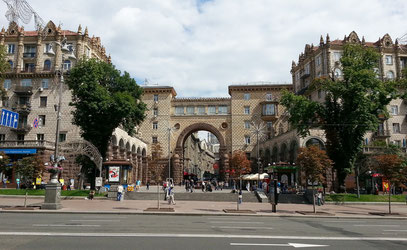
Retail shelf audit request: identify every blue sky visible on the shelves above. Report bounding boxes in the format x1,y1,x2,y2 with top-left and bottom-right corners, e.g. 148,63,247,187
2,0,407,97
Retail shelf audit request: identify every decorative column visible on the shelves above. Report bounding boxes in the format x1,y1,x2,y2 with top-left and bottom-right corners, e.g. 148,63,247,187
132,152,138,183
142,156,148,184
112,146,119,160
172,154,181,184
137,154,142,182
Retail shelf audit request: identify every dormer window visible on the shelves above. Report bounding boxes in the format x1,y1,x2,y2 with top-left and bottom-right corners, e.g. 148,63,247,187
7,44,15,54
265,93,273,101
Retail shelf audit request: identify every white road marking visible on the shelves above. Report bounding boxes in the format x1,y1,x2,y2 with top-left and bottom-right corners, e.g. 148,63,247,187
210,221,264,224
323,220,365,223
230,243,329,248
212,226,273,230
70,220,118,222
354,225,400,227
32,224,101,227
383,230,407,232
0,232,406,241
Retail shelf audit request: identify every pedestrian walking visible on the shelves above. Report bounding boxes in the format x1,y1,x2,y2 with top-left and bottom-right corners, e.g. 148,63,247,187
2,176,7,188
317,191,322,206
238,189,243,204
168,186,176,205
190,180,194,193
202,181,206,192
146,181,150,190
117,185,124,201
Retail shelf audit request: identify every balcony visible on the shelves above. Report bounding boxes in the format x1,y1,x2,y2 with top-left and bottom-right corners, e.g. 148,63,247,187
12,103,32,114
363,146,407,154
23,52,36,58
11,124,32,134
261,102,278,121
300,70,310,79
373,130,391,138
0,140,54,149
14,86,33,95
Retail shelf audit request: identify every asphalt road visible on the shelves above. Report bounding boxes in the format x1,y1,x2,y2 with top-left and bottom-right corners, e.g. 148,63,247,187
0,213,406,250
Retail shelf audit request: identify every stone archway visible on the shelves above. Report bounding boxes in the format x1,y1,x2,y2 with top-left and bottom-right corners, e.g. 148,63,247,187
174,123,228,184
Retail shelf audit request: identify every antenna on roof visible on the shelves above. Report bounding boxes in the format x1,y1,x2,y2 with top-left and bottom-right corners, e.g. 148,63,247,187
3,0,45,30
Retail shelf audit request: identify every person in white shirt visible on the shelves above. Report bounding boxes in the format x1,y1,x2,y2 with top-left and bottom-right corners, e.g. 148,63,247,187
117,185,124,201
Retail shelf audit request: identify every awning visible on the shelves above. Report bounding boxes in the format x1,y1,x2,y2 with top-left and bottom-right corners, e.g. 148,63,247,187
103,161,132,166
241,173,269,180
265,165,297,171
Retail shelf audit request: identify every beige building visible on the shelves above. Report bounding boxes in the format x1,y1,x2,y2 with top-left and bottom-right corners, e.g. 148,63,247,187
0,22,147,188
260,32,407,190
138,83,292,184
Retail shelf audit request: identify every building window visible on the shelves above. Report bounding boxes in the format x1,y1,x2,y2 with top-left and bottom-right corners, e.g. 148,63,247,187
153,94,159,102
218,106,227,114
23,45,36,58
244,106,250,115
244,136,251,145
334,52,342,62
296,72,300,80
3,79,11,90
21,79,32,87
318,89,322,99
197,106,205,115
43,60,51,71
40,97,47,107
39,115,46,127
24,63,35,72
63,60,71,71
0,134,5,142
153,108,158,116
41,79,49,89
266,122,273,130
37,134,44,143
265,93,273,101
187,106,195,115
59,133,67,143
175,106,184,115
152,136,158,143
390,105,398,115
393,123,400,133
7,44,15,54
44,43,54,54
263,104,275,116
17,134,24,145
244,121,251,129
317,71,322,77
394,140,401,147
386,71,394,80
305,63,310,74
244,93,250,100
316,55,321,66
208,106,216,115
2,97,9,107
386,55,393,65
152,122,158,130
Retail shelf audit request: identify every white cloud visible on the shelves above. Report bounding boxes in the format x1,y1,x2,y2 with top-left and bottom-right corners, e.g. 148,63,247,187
2,0,407,97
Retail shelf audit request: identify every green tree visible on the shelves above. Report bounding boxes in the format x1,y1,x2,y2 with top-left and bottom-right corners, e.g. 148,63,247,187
66,58,146,159
281,43,399,189
0,152,11,181
297,146,333,213
14,156,45,207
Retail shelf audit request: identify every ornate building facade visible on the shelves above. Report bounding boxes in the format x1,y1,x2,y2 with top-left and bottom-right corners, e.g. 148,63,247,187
0,22,147,188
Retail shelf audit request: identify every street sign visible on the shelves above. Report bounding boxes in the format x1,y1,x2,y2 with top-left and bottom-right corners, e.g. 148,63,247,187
0,109,19,129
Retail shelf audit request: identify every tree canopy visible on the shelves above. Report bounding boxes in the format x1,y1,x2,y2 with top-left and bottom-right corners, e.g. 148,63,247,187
66,58,147,158
281,43,401,186
230,150,251,179
13,156,45,188
296,145,333,185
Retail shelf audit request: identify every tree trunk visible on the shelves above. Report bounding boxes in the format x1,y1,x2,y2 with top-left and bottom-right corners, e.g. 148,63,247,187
388,183,392,214
24,190,28,208
356,166,360,199
313,183,316,214
157,184,160,210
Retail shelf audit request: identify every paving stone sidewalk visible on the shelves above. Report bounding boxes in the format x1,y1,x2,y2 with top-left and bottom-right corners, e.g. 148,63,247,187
0,196,406,218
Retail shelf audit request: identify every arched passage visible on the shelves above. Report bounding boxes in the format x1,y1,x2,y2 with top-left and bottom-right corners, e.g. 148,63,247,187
174,123,227,184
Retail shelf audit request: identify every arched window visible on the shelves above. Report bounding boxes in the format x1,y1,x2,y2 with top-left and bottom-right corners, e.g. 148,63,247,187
63,60,71,70
43,60,51,71
386,71,394,80
7,60,13,69
306,138,325,150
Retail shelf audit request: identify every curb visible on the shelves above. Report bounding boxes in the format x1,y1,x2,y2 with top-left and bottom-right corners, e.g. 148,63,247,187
1,209,407,220
0,195,107,200
325,201,406,205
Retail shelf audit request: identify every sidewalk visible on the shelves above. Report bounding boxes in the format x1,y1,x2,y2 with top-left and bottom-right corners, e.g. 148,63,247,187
0,196,406,218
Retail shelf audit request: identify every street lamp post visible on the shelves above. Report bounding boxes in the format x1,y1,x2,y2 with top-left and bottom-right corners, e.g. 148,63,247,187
251,120,266,189
167,126,171,179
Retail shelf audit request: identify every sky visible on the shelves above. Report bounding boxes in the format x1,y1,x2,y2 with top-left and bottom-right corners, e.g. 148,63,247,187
2,0,407,97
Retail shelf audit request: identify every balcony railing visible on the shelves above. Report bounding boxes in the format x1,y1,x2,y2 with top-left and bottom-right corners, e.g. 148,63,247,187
0,140,55,149
14,86,33,95
12,102,32,113
363,146,407,154
23,52,36,58
373,130,391,138
21,67,35,73
10,124,32,133
300,70,310,79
